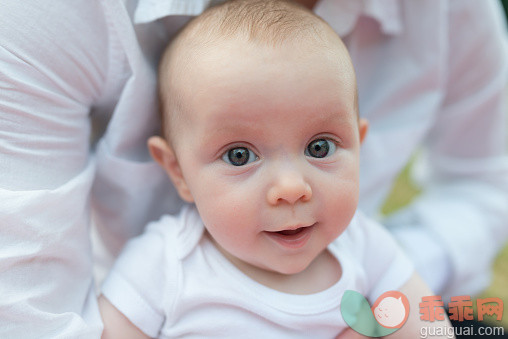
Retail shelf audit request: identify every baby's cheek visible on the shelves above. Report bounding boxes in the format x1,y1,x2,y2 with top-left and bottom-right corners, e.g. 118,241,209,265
328,181,358,217
198,188,253,229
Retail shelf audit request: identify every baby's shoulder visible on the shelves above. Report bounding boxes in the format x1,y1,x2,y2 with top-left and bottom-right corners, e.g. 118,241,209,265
140,204,205,260
339,211,391,241
330,211,397,262
101,208,203,337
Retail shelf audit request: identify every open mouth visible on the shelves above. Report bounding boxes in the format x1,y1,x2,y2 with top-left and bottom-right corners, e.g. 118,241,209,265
276,227,306,236
264,223,316,249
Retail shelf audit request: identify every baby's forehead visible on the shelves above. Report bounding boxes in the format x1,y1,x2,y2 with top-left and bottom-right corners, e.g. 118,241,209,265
167,27,351,87
177,44,355,113
168,38,353,103
158,0,358,139
162,34,357,116
164,0,347,69
160,0,354,94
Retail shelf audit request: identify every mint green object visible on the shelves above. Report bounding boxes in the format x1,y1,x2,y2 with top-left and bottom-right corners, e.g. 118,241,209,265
340,290,399,337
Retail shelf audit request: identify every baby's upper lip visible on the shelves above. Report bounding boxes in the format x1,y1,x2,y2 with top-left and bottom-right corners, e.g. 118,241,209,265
266,222,316,233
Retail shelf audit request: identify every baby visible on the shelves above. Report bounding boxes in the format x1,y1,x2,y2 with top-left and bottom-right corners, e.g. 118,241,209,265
99,1,453,338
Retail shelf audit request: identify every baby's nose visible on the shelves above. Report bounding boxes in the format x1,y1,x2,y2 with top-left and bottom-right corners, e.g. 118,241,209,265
266,168,312,205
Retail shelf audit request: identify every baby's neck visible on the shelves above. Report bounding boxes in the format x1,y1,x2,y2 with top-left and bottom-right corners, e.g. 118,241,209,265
207,232,342,295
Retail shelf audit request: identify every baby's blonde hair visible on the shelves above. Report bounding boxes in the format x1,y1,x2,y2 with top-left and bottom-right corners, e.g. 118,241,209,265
180,0,328,47
158,0,355,141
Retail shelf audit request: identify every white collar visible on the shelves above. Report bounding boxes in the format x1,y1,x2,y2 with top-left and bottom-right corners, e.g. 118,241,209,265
134,0,402,36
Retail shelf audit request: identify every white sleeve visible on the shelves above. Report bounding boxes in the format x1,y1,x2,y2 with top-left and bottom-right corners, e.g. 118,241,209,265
89,2,185,258
389,0,508,297
0,1,108,337
101,218,178,338
350,213,414,303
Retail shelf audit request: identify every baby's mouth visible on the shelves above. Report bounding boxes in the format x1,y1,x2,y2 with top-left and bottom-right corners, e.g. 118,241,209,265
264,223,316,249
276,228,305,236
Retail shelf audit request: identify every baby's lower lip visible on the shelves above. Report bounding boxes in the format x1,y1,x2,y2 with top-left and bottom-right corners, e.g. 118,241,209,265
264,224,315,249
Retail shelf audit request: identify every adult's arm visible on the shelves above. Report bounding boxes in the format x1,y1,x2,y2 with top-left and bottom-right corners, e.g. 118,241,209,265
389,0,508,297
0,1,109,336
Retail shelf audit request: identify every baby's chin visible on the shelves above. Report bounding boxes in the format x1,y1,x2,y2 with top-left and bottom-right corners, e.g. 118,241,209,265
231,252,315,278
278,261,314,276
263,253,321,276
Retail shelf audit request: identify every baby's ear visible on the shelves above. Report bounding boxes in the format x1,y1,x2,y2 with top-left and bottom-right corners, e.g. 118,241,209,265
358,118,369,145
147,136,194,202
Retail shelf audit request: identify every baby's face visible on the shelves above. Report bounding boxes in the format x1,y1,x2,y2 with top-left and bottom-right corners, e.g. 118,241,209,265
167,38,366,275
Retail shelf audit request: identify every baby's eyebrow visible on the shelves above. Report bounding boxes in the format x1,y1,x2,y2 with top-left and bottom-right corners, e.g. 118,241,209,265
307,110,355,128
202,120,263,143
201,108,355,145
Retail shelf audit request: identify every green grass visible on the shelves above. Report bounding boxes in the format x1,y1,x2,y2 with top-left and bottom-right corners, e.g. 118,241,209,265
381,160,508,328
479,245,508,328
380,160,421,216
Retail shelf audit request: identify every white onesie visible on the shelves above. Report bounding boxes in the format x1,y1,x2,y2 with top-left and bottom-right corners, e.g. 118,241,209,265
102,205,413,338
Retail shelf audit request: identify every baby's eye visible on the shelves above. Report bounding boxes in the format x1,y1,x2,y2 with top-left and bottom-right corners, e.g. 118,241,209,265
222,147,258,166
305,138,336,158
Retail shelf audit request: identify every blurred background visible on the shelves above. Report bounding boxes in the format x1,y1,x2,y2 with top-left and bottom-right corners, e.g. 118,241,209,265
382,1,508,329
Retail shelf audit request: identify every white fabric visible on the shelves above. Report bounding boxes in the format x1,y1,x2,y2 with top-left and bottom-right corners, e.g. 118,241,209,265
1,0,507,337
102,205,414,338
